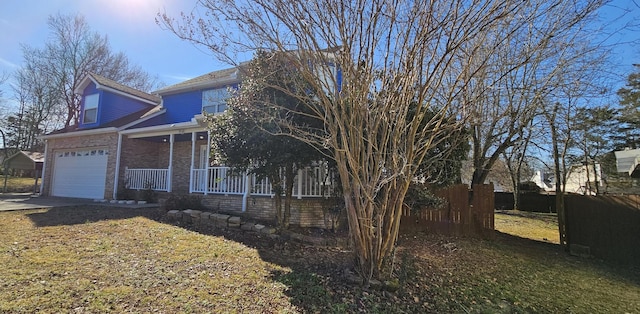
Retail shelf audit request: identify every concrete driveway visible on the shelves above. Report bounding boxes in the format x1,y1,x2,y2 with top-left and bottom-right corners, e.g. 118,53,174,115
0,194,93,212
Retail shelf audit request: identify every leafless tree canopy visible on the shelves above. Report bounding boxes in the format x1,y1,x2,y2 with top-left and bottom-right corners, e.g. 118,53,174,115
160,0,607,281
19,13,157,130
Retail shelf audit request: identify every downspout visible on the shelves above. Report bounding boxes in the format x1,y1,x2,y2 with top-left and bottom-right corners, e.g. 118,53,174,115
189,132,196,193
39,140,49,195
168,134,174,192
113,133,123,200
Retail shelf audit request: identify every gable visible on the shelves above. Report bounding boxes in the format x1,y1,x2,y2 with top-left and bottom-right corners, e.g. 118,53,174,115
78,81,157,129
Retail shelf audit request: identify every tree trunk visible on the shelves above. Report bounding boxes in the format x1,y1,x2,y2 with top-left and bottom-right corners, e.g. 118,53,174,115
550,122,568,249
270,174,284,227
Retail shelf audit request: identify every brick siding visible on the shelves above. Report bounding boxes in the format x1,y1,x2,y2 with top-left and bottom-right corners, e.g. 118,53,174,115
201,194,337,228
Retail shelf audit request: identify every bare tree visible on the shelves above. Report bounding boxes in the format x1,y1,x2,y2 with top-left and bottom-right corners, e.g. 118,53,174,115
21,13,157,128
465,0,608,186
159,0,606,282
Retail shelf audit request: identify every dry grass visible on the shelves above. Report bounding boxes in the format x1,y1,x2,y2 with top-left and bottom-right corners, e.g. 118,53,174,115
1,177,39,193
495,210,559,244
1,206,638,313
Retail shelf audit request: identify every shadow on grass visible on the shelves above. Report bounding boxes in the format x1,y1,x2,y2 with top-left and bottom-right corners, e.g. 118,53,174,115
492,231,640,286
26,205,165,227
23,206,640,312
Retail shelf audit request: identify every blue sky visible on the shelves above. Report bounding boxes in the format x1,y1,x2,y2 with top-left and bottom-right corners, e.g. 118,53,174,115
0,0,639,107
0,0,229,91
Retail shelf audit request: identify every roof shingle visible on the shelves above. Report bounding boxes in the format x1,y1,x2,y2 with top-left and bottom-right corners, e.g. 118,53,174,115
89,73,161,104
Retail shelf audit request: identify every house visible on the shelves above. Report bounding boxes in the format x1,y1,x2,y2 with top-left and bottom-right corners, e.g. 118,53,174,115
614,148,640,177
531,163,604,195
3,151,44,175
2,151,44,193
39,69,335,227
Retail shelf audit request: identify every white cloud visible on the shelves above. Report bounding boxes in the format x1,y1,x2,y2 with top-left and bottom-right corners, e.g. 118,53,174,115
0,57,18,68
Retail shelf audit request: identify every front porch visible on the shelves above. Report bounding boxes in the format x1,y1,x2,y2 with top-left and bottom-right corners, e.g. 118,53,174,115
118,127,334,210
124,165,333,198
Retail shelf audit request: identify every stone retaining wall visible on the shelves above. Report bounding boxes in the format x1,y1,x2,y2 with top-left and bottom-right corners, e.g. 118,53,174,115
165,209,348,247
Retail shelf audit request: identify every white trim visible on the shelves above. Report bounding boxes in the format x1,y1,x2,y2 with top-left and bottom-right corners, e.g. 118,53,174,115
39,127,118,140
154,74,239,96
113,133,123,200
204,131,211,195
75,75,159,106
98,84,159,106
189,132,196,193
119,108,167,130
120,119,203,138
168,134,174,192
242,170,250,212
40,140,48,195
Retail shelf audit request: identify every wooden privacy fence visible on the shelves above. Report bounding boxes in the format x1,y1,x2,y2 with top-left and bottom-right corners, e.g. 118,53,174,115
565,194,640,265
400,184,495,237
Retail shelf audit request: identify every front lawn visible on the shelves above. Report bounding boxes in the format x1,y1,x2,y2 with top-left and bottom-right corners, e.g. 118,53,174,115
0,176,39,193
1,206,638,313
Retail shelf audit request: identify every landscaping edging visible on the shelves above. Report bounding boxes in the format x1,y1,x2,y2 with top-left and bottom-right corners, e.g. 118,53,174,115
166,209,348,248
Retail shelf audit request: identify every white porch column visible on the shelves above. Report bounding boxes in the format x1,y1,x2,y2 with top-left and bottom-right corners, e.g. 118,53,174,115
39,140,49,195
189,132,196,193
242,170,250,212
168,134,174,192
204,131,211,195
297,168,303,199
112,133,123,200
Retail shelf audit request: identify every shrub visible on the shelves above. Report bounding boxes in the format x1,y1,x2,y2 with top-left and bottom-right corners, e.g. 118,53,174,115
164,194,206,211
403,182,446,213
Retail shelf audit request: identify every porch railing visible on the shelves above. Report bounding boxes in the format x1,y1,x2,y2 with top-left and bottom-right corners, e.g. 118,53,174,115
190,165,334,198
125,167,169,191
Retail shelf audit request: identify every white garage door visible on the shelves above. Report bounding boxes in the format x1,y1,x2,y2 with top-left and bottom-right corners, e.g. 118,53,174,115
52,149,109,199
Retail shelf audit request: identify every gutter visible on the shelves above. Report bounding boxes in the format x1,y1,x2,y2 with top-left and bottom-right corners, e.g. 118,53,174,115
38,127,119,140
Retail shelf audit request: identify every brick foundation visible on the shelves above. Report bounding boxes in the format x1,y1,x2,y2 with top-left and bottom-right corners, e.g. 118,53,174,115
200,194,340,229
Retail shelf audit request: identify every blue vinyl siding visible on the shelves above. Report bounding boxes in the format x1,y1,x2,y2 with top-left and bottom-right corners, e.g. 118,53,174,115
161,90,203,123
79,83,101,128
99,91,150,124
78,82,154,129
160,84,239,124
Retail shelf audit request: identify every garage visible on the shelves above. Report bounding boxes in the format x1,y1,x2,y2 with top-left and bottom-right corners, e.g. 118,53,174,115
51,149,109,199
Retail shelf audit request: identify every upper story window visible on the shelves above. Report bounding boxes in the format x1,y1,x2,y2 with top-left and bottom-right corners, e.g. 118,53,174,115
83,93,99,124
202,88,229,114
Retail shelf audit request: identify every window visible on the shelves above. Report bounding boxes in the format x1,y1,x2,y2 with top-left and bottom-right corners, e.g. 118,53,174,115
202,88,229,114
83,93,99,124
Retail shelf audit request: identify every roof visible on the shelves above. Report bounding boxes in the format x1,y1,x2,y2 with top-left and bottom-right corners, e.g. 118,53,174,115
87,73,161,104
154,67,240,95
21,151,45,163
46,107,160,136
614,148,640,173
4,151,44,169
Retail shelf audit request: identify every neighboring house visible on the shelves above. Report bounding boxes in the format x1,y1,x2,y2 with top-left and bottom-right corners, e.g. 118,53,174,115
614,148,640,177
531,170,554,192
4,151,44,175
0,148,20,170
39,69,335,227
2,151,44,193
531,163,604,195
